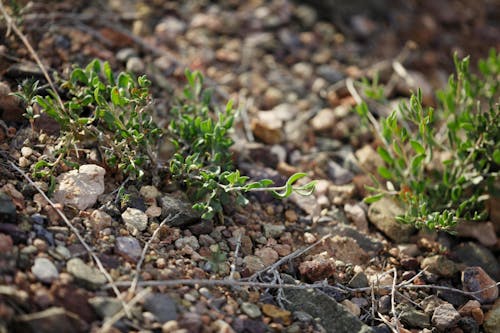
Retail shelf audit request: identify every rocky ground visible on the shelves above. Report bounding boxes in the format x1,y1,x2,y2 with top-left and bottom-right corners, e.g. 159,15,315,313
0,1,499,333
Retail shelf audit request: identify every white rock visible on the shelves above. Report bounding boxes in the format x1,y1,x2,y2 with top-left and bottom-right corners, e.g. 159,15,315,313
122,207,148,232
32,257,58,283
53,164,105,210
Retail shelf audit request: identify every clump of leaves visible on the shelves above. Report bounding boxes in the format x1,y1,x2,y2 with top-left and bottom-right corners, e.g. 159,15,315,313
169,69,316,220
357,50,499,230
32,59,161,179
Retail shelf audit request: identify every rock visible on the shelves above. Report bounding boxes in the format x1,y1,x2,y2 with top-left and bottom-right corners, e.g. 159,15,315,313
262,223,286,238
344,203,369,232
261,304,292,325
341,299,361,317
139,185,160,205
188,219,214,235
115,236,142,262
116,48,136,62
355,145,385,174
13,307,87,333
327,235,369,265
88,296,122,319
421,255,460,277
66,258,106,290
242,255,265,275
462,267,498,304
174,236,200,251
454,242,500,280
310,108,336,132
144,293,178,323
326,223,384,254
126,56,145,73
121,208,148,232
281,274,373,332
368,197,414,242
298,256,336,281
0,191,17,223
262,87,283,109
455,221,497,247
155,16,186,41
159,195,200,228
484,298,500,333
89,210,113,233
458,300,483,324
254,247,279,266
399,304,430,328
31,257,58,284
241,302,262,319
348,272,369,288
53,165,105,210
432,303,461,332
327,160,354,185
0,233,13,252
317,65,344,83
251,112,283,144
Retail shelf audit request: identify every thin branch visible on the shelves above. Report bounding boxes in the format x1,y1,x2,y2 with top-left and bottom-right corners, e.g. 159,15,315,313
229,231,242,280
7,161,131,318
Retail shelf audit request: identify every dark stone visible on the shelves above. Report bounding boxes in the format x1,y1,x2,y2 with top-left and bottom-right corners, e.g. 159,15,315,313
233,317,267,333
0,192,17,223
188,219,214,235
33,224,55,246
143,293,177,323
281,274,373,332
0,223,27,243
454,242,500,280
12,307,88,333
458,316,479,333
178,312,202,333
159,195,201,228
327,160,354,185
322,223,384,254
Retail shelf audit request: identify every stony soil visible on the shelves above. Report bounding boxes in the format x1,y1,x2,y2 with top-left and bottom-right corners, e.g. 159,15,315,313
0,1,499,333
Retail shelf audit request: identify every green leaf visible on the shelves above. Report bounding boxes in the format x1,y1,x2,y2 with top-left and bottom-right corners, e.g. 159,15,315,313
377,166,393,180
411,154,426,172
410,140,425,155
493,149,500,165
271,173,306,198
364,193,384,204
111,87,123,106
377,146,394,165
103,61,115,85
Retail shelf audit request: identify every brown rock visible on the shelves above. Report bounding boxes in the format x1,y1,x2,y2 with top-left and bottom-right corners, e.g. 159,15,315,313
327,235,369,265
484,298,500,333
254,247,279,266
298,256,336,281
462,266,499,304
261,304,291,325
455,221,497,247
0,233,13,252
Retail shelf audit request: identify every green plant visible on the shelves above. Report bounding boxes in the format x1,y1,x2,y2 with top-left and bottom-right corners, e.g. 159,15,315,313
168,69,316,220
357,50,499,230
32,59,161,179
11,78,41,133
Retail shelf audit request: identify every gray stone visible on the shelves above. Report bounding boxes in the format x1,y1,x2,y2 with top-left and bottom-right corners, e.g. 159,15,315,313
174,236,200,250
324,223,384,254
159,195,200,228
348,272,369,288
462,266,499,304
143,293,177,323
281,274,373,333
31,257,58,284
13,307,87,333
327,160,354,185
421,255,460,278
240,302,262,319
53,164,105,210
262,223,285,238
115,236,142,262
398,304,430,328
66,258,106,290
454,242,500,280
368,197,414,242
316,65,344,83
0,191,17,223
121,208,148,232
88,296,122,319
432,303,460,332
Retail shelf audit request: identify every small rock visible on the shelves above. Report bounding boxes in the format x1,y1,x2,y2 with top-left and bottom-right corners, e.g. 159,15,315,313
32,257,58,283
421,255,460,277
144,293,177,323
462,266,498,304
13,307,87,333
21,146,33,158
368,197,414,242
341,299,361,317
53,165,105,210
262,304,292,325
159,195,200,228
0,191,18,223
262,223,285,238
326,160,354,185
251,112,283,144
348,271,369,288
89,210,113,233
116,48,136,62
174,236,200,250
327,223,384,254
243,255,265,275
0,233,13,252
398,244,420,257
121,208,148,232
355,145,384,174
139,185,160,205
455,221,497,247
316,65,344,83
155,16,186,41
399,305,430,328
299,257,336,281
432,303,461,332
483,298,500,333
88,296,122,319
254,247,279,266
327,235,369,265
303,232,317,244
458,300,483,324
66,258,106,290
241,302,262,319
262,87,283,109
188,219,214,236
115,236,142,262
310,108,336,132
292,62,314,80
126,57,145,73
454,242,500,280
344,203,368,232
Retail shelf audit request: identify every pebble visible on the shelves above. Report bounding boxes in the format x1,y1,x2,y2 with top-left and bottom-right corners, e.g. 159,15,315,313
262,87,283,109
303,232,316,244
115,236,142,262
341,299,361,317
53,164,105,210
143,293,178,323
174,236,200,250
298,257,336,281
262,223,285,238
432,303,461,331
421,255,460,277
121,207,148,232
484,298,500,333
31,257,58,283
241,302,262,319
243,255,265,274
254,247,278,266
21,146,33,158
66,258,107,290
367,197,414,242
126,56,145,73
261,303,292,325
461,266,498,304
88,296,122,318
458,300,483,324
348,271,369,288
455,221,497,247
89,210,113,233
0,233,13,252
344,203,368,232
399,305,431,328
454,242,500,280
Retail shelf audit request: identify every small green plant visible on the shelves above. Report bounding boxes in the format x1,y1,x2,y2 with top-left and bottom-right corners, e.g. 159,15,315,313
357,50,499,230
11,78,41,132
168,69,316,220
32,59,161,179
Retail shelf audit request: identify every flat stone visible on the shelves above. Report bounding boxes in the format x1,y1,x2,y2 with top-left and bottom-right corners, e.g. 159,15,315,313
254,247,279,266
454,242,500,280
432,303,461,331
348,272,369,288
261,303,292,325
158,195,200,228
281,274,373,333
13,307,87,333
298,256,336,281
174,236,200,250
241,302,262,319
421,255,460,278
144,293,178,323
115,236,142,262
242,255,265,275
368,197,414,242
326,223,384,254
344,203,369,232
121,207,148,232
455,221,497,247
462,266,499,304
88,296,122,319
262,223,286,238
53,164,105,210
89,210,113,233
66,258,106,290
31,257,58,284
399,304,430,328
0,191,17,223
327,235,369,265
